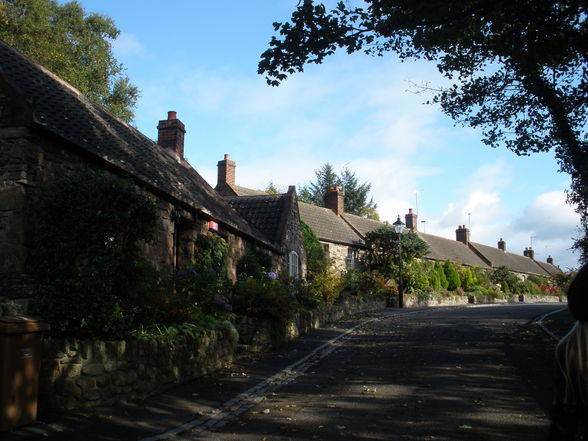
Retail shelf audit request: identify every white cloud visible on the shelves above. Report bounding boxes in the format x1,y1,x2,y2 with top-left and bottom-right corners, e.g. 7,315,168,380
512,191,580,248
112,33,144,57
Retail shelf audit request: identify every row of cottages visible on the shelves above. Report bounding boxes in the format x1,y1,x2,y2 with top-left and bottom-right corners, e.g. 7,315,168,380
215,155,561,280
0,40,305,313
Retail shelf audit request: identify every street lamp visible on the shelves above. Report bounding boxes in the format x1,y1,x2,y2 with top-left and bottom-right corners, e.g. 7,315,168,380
393,215,406,308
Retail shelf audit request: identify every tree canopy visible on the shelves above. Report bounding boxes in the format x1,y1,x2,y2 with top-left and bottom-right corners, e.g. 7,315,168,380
259,0,588,259
362,226,430,279
0,0,139,123
299,163,379,218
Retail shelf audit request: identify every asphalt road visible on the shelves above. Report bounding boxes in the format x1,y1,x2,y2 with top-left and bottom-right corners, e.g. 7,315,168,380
5,303,570,441
183,304,566,441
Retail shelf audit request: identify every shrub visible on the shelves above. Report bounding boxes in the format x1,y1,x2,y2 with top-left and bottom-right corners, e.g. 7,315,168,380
443,260,461,291
301,221,328,276
359,270,389,298
340,269,362,296
173,267,232,318
30,170,158,339
193,234,228,275
298,265,341,309
231,277,291,322
434,260,449,289
461,268,475,291
237,249,273,280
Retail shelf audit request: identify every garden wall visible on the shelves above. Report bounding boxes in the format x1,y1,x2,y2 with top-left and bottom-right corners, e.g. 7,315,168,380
36,297,385,411
234,297,386,352
403,293,563,307
38,322,238,410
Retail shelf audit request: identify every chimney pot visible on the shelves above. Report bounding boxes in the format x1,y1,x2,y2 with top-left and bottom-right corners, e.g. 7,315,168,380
157,112,185,161
405,208,418,231
216,154,236,192
324,186,344,215
498,238,506,251
456,225,470,245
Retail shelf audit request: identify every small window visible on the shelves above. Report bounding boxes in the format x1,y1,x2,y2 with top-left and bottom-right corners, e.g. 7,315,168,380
289,251,299,278
346,248,357,269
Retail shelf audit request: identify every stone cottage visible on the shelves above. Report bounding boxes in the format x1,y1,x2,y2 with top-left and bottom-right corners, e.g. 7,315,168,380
219,167,561,280
0,40,287,314
215,155,306,278
338,187,561,279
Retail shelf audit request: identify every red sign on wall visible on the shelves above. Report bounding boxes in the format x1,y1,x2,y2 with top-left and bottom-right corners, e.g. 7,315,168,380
209,221,219,232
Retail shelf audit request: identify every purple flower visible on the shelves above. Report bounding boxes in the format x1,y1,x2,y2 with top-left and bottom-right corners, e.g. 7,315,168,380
267,271,277,280
206,268,216,275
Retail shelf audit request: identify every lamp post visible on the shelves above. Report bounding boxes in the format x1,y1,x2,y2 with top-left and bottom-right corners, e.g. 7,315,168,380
393,215,406,308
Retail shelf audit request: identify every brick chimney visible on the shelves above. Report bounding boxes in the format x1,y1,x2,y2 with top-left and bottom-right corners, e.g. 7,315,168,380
523,247,535,259
216,153,236,190
405,208,418,231
498,238,506,251
456,225,470,245
547,255,554,265
157,111,186,161
324,186,344,215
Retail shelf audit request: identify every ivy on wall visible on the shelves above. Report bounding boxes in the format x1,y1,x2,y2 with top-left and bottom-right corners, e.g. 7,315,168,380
30,170,158,339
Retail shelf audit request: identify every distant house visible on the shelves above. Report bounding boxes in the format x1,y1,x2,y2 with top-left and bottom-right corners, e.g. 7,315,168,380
212,156,561,279
333,186,560,279
0,40,285,312
215,155,306,278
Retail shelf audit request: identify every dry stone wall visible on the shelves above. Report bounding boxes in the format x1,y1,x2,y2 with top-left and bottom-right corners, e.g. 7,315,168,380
233,297,385,353
38,322,238,410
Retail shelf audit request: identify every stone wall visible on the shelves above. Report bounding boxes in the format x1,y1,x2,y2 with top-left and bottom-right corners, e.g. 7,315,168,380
403,293,563,308
38,321,238,410
35,297,384,411
234,297,385,352
323,242,353,273
274,190,307,279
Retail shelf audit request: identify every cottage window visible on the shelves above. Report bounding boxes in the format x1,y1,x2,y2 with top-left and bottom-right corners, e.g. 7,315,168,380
346,248,357,269
289,251,299,278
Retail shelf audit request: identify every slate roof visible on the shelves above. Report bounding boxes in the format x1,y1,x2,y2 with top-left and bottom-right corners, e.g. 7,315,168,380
341,213,389,237
234,186,268,196
0,40,275,248
299,203,364,246
534,260,563,276
468,242,552,276
342,213,490,268
417,233,491,268
226,194,288,243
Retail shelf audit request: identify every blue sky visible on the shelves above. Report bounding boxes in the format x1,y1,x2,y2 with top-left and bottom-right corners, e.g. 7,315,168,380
79,0,581,270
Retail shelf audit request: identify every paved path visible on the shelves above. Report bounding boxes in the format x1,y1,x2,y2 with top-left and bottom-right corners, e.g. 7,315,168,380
6,304,571,441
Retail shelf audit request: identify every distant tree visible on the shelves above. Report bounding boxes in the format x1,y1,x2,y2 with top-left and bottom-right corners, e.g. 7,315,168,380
0,0,139,123
339,167,378,219
299,163,378,218
461,267,475,292
298,163,340,206
362,227,429,279
265,181,280,194
259,0,588,260
434,260,448,290
443,260,461,291
429,268,441,291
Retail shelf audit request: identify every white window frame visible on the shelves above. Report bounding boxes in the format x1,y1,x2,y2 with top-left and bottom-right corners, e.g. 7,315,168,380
289,251,299,278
